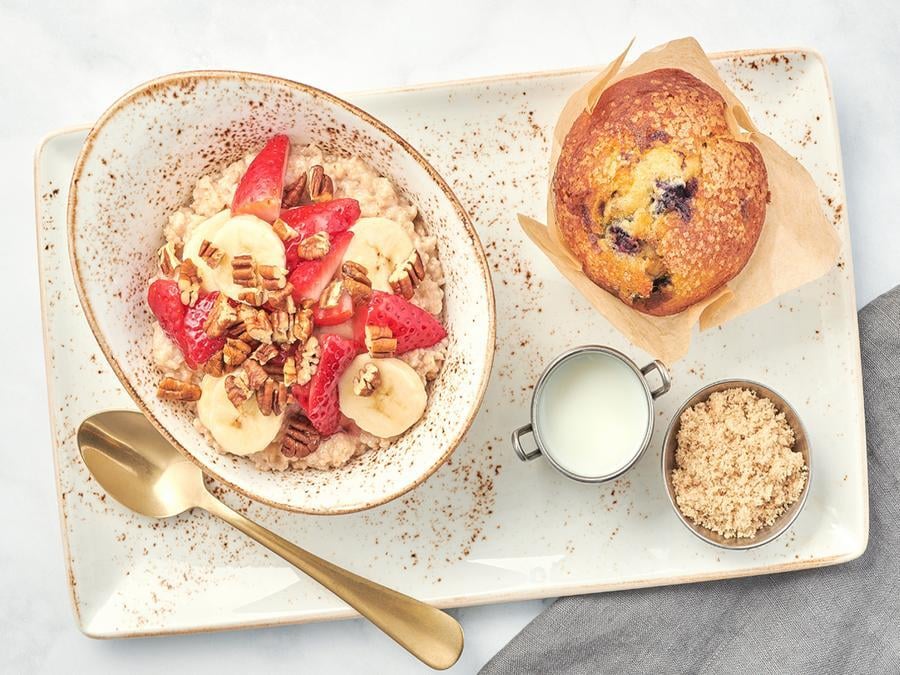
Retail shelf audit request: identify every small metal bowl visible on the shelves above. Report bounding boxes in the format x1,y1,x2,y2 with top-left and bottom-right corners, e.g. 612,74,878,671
661,379,811,550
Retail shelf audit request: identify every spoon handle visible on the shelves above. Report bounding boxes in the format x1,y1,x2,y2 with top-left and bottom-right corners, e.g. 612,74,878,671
198,491,463,670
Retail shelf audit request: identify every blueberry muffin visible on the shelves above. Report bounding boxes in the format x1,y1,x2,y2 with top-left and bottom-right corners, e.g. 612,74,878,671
553,68,768,316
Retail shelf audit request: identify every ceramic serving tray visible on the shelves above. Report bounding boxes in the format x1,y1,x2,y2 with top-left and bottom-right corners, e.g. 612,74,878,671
36,49,867,637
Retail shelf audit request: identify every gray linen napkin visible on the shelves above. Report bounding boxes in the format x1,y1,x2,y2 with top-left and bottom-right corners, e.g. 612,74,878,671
483,285,900,675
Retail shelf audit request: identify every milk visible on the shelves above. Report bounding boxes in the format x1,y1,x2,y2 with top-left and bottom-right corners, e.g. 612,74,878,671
536,351,649,478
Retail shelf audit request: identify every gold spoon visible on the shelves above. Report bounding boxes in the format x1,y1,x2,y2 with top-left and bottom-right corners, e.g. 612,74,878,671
77,410,463,670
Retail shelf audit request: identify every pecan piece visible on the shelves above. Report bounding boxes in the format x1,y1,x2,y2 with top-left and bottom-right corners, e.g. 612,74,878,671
258,264,287,291
237,289,266,306
353,362,381,397
243,359,269,391
293,306,314,343
156,377,201,401
388,250,425,300
342,261,372,306
265,284,295,311
252,343,279,365
197,239,224,268
365,325,397,358
296,231,330,260
224,372,252,409
271,217,299,241
282,355,298,386
157,241,180,277
203,294,239,337
231,254,257,288
203,350,228,377
296,336,320,386
269,309,294,344
223,338,253,367
238,306,273,344
257,379,287,416
281,415,320,458
177,259,201,306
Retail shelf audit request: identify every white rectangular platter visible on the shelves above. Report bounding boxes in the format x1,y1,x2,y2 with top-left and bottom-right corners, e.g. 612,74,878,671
36,49,867,637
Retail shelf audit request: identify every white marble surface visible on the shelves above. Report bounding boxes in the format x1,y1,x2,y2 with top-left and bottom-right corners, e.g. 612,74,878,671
4,0,899,672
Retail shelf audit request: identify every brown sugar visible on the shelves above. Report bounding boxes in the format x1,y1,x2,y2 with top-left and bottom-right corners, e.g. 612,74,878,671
671,388,807,538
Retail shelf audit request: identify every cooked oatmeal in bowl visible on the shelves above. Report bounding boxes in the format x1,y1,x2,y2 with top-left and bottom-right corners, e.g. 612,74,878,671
69,71,494,513
150,134,450,472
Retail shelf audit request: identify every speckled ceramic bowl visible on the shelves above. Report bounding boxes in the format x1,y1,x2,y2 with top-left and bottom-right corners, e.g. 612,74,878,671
68,71,495,514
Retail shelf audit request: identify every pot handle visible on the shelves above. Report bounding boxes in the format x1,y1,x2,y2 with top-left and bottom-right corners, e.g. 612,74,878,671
640,360,672,399
512,424,541,461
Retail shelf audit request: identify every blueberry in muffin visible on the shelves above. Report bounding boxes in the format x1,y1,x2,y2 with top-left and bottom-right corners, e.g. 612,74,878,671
553,68,768,316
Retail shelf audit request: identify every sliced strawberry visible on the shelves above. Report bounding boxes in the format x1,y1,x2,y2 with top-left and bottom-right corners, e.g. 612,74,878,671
231,135,290,222
289,230,353,301
180,293,226,368
365,291,447,354
313,288,353,326
148,279,186,339
351,302,369,351
281,198,360,239
283,200,360,270
291,382,311,413
147,280,224,368
317,318,356,341
305,334,356,435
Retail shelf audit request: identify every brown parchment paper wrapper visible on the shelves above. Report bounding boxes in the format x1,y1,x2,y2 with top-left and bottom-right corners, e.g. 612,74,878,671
519,37,840,363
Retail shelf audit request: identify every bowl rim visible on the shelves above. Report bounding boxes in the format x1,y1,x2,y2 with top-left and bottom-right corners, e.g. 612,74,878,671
661,378,812,550
66,69,496,515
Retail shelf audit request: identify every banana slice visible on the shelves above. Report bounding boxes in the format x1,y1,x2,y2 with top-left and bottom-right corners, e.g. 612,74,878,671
344,217,415,292
184,212,286,301
338,354,427,438
196,374,284,456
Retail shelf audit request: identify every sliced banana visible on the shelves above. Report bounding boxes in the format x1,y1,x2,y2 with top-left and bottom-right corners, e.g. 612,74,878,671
344,217,415,292
338,354,427,438
196,374,284,456
184,212,286,301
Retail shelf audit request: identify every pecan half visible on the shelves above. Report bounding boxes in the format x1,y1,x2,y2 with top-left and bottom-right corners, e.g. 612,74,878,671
388,250,425,300
224,372,252,409
307,165,334,202
157,241,180,277
177,259,201,306
365,325,397,358
270,309,293,344
238,289,266,307
156,377,201,401
223,338,253,367
353,362,381,397
296,231,330,260
281,414,320,458
198,239,224,268
203,294,239,337
231,254,257,288
257,379,287,416
281,173,308,209
342,261,372,306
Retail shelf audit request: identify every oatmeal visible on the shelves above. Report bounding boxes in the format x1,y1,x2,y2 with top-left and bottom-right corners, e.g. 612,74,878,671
148,134,448,471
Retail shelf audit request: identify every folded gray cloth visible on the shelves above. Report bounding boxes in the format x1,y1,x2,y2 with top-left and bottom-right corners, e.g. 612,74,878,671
483,285,900,675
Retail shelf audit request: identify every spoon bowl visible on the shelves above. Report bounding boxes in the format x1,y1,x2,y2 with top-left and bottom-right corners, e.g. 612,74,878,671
78,410,204,517
76,410,464,670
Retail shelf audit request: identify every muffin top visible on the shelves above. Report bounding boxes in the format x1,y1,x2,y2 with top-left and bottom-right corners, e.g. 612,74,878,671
552,68,768,316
